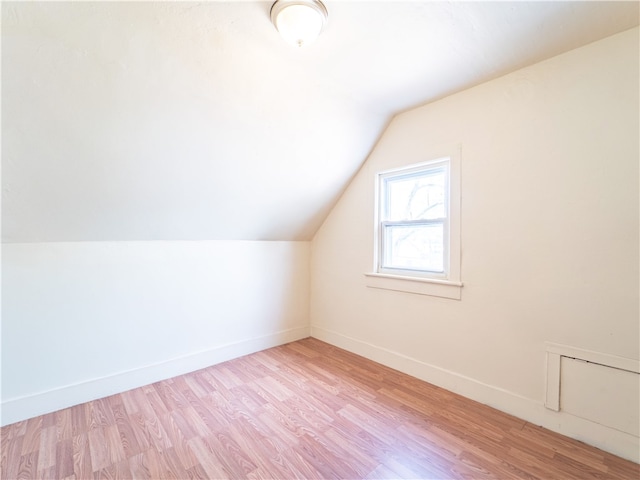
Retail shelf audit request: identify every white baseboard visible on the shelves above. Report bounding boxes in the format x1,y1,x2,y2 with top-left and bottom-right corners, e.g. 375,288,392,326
1,326,310,426
310,325,640,463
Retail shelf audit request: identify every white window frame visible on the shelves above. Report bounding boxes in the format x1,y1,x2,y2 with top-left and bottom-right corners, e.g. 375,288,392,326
378,159,449,278
365,147,462,300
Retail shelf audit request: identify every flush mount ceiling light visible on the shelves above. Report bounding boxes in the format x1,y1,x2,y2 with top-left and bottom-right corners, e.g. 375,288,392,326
270,0,328,48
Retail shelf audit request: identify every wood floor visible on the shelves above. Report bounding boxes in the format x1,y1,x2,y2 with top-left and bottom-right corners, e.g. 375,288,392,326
1,338,638,479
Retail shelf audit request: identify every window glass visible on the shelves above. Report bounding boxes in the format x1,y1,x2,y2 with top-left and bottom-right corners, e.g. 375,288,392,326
385,169,446,221
383,223,444,272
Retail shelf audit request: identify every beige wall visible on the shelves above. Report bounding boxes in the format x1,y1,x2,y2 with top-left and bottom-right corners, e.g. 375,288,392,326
2,240,310,424
310,27,639,461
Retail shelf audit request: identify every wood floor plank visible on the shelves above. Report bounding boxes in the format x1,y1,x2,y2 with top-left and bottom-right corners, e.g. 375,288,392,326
183,374,209,398
2,338,637,479
36,425,57,474
87,428,110,472
17,450,39,480
188,392,231,433
145,446,186,479
1,432,23,480
55,408,73,442
69,405,87,438
125,411,152,455
187,436,230,480
111,402,141,458
153,380,189,412
20,415,43,456
71,433,92,479
605,454,640,479
278,447,325,479
158,412,199,470
184,462,209,480
127,452,150,479
205,430,258,478
144,415,172,453
146,387,170,419
456,450,519,480
189,371,220,399
87,398,115,430
55,437,74,479
296,432,361,479
92,459,132,480
383,450,450,480
322,426,379,476
104,425,126,466
119,390,140,417
364,462,401,480
4,420,27,440
229,384,268,414
225,421,284,476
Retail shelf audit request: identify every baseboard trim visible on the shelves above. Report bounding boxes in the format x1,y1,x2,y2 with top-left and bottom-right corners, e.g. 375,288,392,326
1,326,310,426
310,325,639,463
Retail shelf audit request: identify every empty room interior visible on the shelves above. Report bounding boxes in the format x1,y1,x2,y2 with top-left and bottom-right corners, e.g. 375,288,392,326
2,1,639,479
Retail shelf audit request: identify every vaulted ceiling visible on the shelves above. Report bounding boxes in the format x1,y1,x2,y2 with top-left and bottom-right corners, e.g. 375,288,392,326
2,1,638,242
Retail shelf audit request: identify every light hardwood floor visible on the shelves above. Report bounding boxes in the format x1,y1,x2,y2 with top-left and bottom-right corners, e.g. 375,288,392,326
1,338,638,479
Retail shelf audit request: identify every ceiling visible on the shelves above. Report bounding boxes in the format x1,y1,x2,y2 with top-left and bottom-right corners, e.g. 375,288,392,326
2,1,638,242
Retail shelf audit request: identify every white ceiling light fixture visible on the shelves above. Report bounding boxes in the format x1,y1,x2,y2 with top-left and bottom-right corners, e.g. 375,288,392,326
270,0,328,48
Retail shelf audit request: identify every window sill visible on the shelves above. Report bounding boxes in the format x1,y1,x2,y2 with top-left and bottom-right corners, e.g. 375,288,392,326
364,272,462,300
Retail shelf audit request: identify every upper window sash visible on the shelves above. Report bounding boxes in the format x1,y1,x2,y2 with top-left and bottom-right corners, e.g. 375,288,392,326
380,162,449,223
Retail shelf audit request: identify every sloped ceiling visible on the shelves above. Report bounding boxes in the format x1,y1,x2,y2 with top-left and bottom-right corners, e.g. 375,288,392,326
2,1,638,242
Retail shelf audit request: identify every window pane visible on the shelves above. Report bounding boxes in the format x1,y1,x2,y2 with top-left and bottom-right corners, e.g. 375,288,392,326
383,223,444,273
386,168,445,221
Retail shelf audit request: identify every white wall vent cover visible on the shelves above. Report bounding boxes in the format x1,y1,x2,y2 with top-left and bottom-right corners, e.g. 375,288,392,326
545,343,640,437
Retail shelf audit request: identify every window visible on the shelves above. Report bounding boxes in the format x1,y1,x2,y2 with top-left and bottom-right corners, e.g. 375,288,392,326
379,160,448,277
366,149,462,299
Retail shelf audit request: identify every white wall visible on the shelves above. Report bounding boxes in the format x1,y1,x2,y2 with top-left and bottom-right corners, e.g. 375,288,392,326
2,240,310,425
310,28,639,461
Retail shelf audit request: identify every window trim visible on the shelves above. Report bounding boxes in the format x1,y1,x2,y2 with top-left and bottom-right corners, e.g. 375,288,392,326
366,147,462,300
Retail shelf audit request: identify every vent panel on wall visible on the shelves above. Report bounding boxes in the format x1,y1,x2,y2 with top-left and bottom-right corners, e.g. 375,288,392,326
546,343,640,437
560,357,639,436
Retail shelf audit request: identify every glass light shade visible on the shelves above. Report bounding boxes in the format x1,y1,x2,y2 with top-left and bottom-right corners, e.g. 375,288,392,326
271,1,328,47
